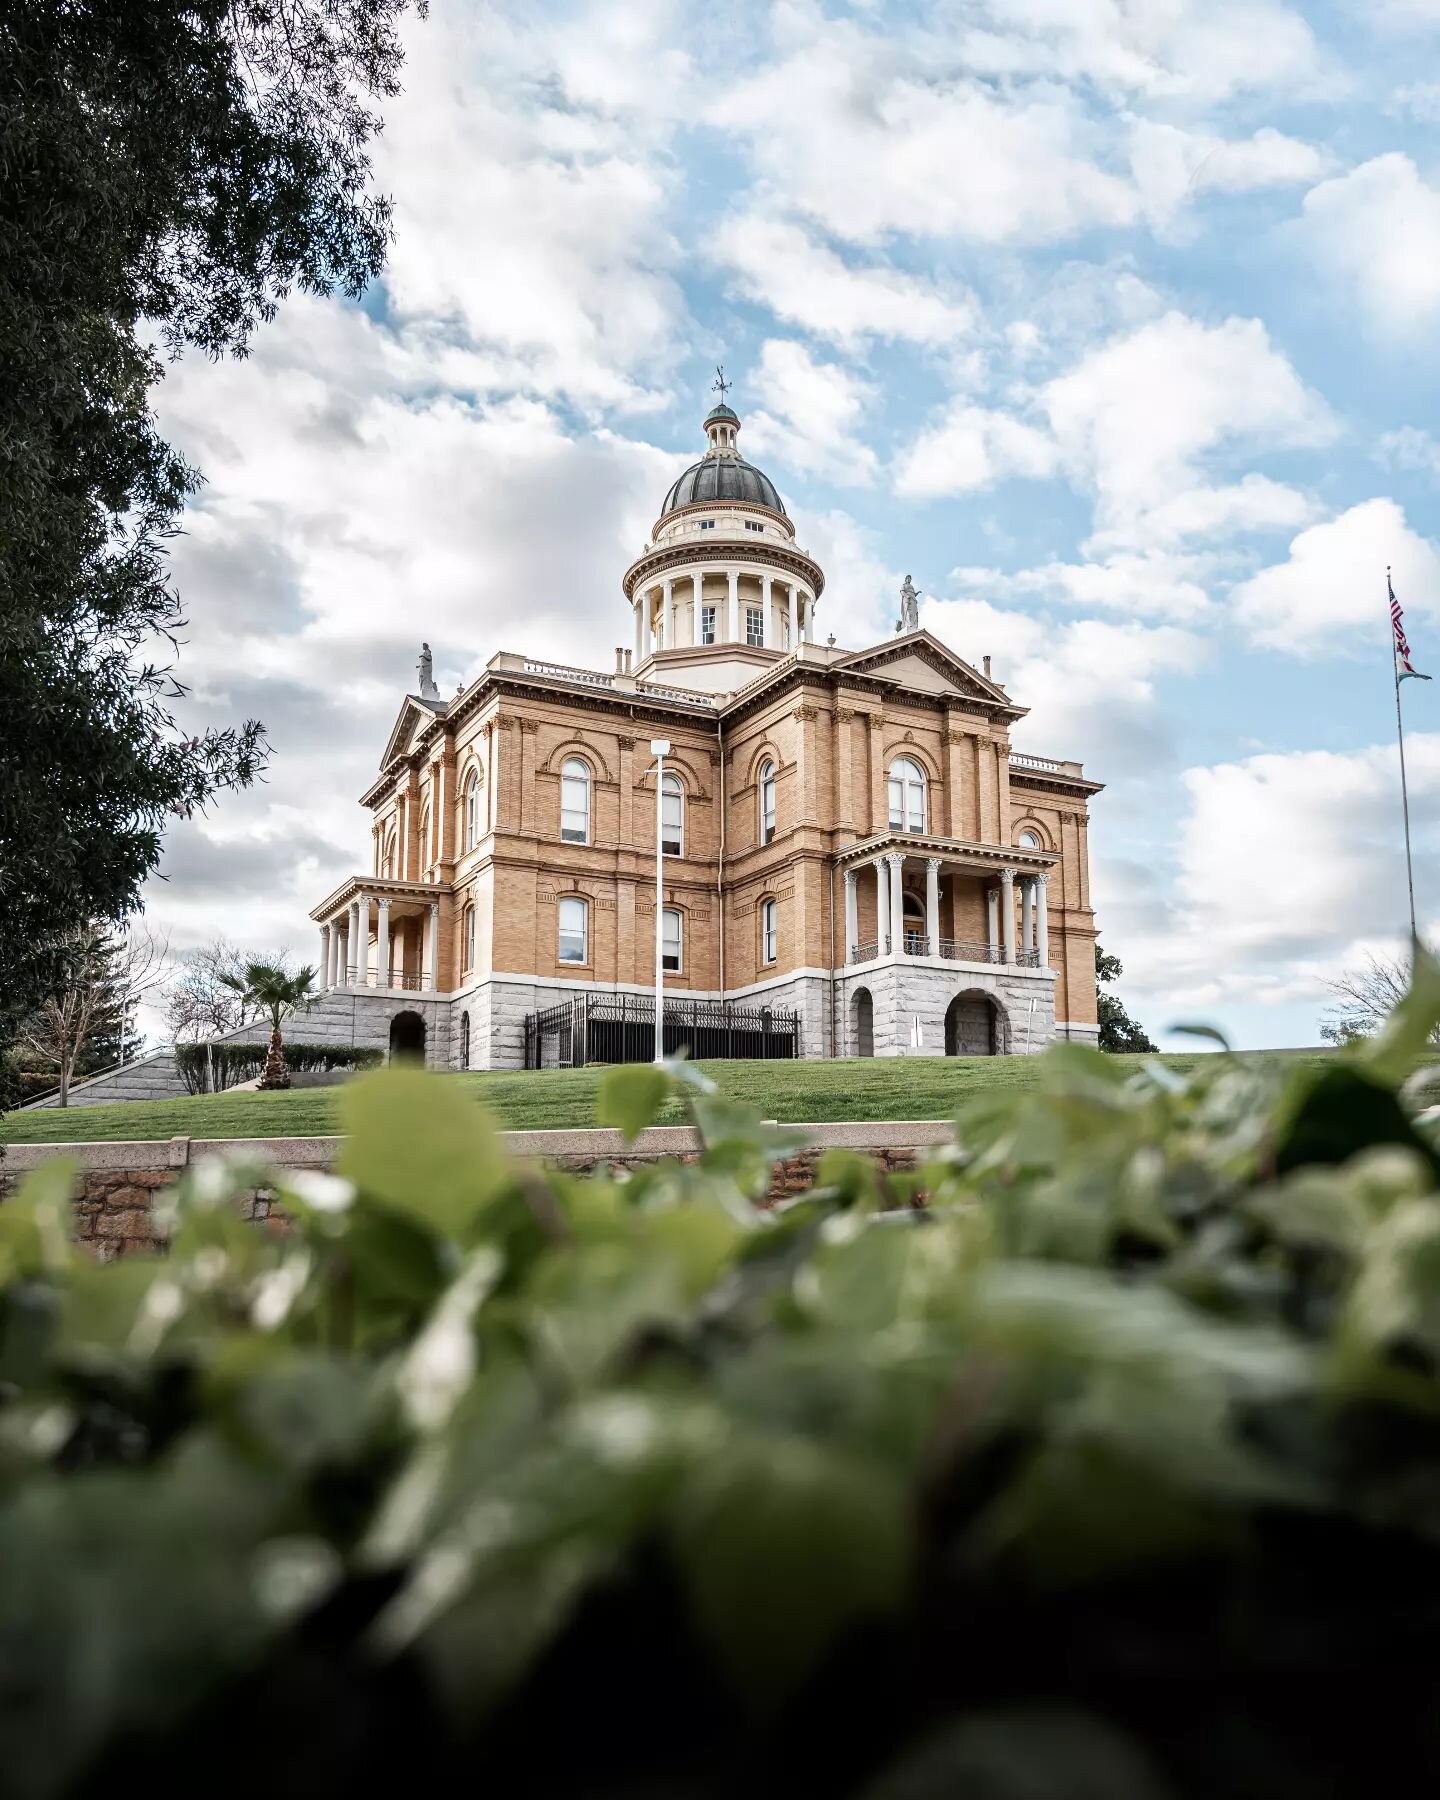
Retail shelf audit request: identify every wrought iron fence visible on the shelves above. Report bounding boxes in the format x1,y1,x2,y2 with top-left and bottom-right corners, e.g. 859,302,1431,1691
524,993,801,1069
938,938,1001,963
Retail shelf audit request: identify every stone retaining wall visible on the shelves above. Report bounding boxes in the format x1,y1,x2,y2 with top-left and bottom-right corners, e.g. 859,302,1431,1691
0,1121,953,1258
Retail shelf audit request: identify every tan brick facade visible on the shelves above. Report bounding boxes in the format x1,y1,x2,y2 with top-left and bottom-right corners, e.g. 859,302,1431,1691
308,404,1101,1065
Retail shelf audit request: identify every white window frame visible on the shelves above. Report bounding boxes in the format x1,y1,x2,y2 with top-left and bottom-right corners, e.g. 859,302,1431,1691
463,770,480,851
888,757,927,833
1017,828,1042,849
558,895,588,964
662,907,682,972
759,759,776,844
661,771,684,856
463,902,476,970
560,757,591,844
745,520,763,533
761,896,778,965
700,518,716,530
746,605,764,647
700,605,717,645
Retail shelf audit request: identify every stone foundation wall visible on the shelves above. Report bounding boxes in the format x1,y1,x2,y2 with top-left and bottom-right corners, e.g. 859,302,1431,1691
1,1122,951,1258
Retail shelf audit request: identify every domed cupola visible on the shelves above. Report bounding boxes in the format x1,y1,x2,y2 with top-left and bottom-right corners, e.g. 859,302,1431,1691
622,372,824,689
658,396,789,522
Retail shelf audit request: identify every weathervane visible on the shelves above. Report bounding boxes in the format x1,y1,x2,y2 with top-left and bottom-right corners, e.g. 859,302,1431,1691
712,364,731,404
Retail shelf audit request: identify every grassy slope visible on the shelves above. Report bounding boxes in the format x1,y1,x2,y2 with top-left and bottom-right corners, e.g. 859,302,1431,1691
0,1052,1332,1145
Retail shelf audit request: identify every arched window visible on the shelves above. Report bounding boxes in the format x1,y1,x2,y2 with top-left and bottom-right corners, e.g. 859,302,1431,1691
561,758,591,844
558,895,588,964
759,759,776,844
661,772,684,856
760,896,778,966
463,902,476,971
662,907,682,972
459,1012,471,1070
463,768,480,851
902,889,925,955
1017,828,1042,849
888,757,926,833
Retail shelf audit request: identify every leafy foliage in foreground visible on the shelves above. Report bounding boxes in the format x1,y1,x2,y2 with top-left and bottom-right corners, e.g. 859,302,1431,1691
9,979,1440,1796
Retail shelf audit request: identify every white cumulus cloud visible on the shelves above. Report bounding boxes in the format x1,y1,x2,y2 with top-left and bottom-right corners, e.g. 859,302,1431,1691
1299,154,1440,333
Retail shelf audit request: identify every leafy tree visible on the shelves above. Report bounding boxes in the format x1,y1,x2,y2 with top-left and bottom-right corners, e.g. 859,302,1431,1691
1320,949,1438,1047
0,0,423,1058
13,923,167,1104
10,973,1440,1795
1096,939,1158,1052
218,959,317,1088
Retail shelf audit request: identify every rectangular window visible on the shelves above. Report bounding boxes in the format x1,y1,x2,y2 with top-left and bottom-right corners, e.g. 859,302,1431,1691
558,896,588,964
761,897,777,965
464,906,475,970
745,521,763,533
662,907,682,972
662,779,683,856
746,606,764,647
701,605,717,645
761,766,776,844
699,519,716,530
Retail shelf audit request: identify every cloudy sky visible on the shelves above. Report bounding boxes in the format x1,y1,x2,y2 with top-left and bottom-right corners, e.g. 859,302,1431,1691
145,0,1440,1049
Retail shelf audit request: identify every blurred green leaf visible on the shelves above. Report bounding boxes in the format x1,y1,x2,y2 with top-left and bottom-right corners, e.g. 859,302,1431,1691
596,1063,670,1141
668,1428,909,1708
338,1067,509,1238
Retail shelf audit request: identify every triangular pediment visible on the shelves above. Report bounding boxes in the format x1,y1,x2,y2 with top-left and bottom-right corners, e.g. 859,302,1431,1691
834,631,1020,710
379,694,446,769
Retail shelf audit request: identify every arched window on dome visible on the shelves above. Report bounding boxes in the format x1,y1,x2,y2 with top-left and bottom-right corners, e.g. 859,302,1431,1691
888,757,927,833
661,772,684,857
463,768,481,852
561,758,591,844
759,760,776,844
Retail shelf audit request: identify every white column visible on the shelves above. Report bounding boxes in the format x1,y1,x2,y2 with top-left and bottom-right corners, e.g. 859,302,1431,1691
633,597,643,665
318,924,331,988
787,583,798,650
1036,872,1050,971
662,579,674,650
925,857,941,958
694,571,705,643
1021,878,1034,954
889,853,904,958
761,572,772,647
425,901,440,991
803,592,814,643
1000,868,1017,966
843,868,858,961
354,895,370,987
875,858,890,950
345,901,359,985
727,568,739,642
985,887,1000,963
377,899,391,990
336,925,348,987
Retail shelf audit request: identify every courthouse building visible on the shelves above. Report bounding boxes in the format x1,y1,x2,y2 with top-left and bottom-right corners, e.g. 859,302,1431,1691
307,396,1102,1067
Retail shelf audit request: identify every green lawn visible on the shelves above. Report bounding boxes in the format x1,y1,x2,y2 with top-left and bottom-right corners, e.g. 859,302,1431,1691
0,1051,1334,1145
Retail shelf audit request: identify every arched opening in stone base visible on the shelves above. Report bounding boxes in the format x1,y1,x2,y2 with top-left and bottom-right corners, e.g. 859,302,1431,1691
945,990,1009,1057
851,987,874,1058
389,1009,427,1063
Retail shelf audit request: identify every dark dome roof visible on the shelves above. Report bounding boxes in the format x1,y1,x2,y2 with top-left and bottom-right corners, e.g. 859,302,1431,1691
704,401,740,426
660,455,787,519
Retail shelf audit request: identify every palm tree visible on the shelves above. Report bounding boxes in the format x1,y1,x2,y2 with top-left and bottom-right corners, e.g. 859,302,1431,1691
219,962,317,1090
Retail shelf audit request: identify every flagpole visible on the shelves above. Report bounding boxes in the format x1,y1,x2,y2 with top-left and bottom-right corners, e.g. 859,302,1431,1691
1391,564,1420,945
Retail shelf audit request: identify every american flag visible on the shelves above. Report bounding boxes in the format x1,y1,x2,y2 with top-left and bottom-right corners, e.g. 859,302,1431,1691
1391,570,1430,683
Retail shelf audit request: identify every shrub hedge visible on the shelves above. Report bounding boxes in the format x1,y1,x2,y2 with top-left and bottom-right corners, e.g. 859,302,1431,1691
173,1039,385,1093
9,966,1440,1796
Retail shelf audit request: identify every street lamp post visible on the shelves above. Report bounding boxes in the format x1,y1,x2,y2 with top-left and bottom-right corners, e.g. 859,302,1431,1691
650,738,671,1063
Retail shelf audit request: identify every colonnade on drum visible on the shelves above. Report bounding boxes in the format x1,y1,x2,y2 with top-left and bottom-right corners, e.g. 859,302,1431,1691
842,856,1050,969
316,894,443,992
633,566,816,660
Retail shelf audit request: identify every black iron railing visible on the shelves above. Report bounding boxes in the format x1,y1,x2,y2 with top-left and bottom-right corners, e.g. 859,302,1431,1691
524,993,801,1069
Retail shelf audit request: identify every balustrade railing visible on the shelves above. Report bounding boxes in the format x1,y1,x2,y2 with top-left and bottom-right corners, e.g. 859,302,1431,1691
343,969,430,991
846,937,1045,968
